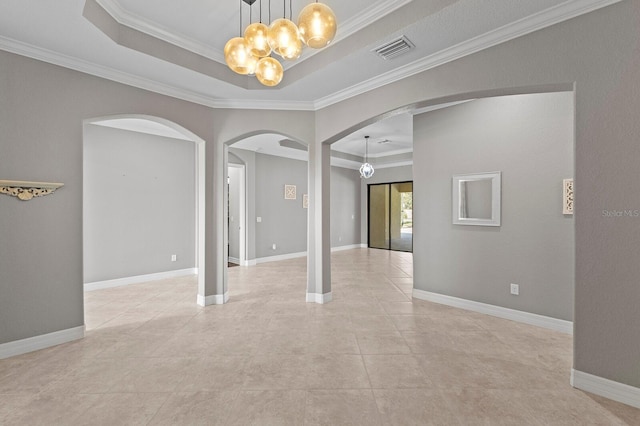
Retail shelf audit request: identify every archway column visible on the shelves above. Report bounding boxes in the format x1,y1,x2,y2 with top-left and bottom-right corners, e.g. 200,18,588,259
197,136,228,306
306,140,332,303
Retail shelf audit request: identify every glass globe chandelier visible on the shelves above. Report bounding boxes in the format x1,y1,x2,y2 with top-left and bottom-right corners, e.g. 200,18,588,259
224,0,338,87
359,136,375,179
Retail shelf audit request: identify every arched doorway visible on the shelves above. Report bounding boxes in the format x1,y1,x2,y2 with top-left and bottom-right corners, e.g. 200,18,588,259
82,115,206,327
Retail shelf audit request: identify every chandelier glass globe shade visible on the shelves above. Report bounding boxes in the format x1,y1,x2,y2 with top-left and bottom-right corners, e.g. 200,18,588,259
224,37,257,75
359,163,375,179
255,57,284,86
280,37,303,60
297,2,337,49
244,22,271,58
267,18,301,59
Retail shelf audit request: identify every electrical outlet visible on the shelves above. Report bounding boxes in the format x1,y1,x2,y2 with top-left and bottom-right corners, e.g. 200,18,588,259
171,254,177,262
257,217,262,223
272,243,276,250
510,283,519,295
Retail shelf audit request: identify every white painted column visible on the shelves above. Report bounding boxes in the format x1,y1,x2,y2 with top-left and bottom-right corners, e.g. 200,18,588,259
197,138,228,306
306,140,332,303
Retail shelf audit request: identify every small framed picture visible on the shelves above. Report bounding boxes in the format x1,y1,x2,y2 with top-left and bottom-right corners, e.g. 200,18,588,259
284,185,296,200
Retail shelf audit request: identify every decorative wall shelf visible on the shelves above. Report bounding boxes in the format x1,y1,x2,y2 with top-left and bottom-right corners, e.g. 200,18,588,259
0,180,64,201
563,178,574,215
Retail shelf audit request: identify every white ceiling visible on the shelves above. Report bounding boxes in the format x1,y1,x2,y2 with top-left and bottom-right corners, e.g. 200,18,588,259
0,0,617,159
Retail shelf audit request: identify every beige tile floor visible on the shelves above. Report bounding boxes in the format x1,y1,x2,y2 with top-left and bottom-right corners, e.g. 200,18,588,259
1,248,639,425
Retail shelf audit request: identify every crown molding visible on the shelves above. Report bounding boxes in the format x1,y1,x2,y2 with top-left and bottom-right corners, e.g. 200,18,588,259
0,36,315,111
0,0,622,111
313,0,624,110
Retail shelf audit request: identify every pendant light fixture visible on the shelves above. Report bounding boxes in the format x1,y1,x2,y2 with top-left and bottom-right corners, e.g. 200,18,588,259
224,0,337,87
297,1,337,49
255,56,284,86
224,0,258,75
359,136,375,179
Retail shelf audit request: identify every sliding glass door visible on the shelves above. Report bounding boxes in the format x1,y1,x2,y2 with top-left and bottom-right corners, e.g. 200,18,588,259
368,182,413,252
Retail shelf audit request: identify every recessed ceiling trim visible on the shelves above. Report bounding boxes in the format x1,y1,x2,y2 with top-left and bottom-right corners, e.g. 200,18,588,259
334,146,413,159
96,0,225,63
96,0,411,70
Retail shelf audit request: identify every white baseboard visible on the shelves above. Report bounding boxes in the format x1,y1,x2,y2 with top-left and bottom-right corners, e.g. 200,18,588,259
84,268,198,292
331,244,367,252
0,325,85,360
255,251,307,264
571,369,640,409
412,288,573,334
228,257,240,264
197,291,229,306
306,292,333,304
251,246,366,266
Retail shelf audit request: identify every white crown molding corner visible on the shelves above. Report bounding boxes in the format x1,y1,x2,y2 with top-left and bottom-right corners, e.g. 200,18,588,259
334,0,413,46
412,288,573,334
571,369,640,410
0,326,85,360
306,292,333,304
197,292,229,306
314,0,624,110
84,268,197,292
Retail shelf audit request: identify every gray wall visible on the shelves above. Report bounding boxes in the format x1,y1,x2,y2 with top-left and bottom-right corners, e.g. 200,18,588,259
330,166,361,247
413,93,574,320
360,165,413,245
0,50,216,345
83,124,196,282
255,153,308,258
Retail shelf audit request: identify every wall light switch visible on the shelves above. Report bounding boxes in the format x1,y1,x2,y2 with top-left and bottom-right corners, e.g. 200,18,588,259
257,217,262,223
171,254,177,262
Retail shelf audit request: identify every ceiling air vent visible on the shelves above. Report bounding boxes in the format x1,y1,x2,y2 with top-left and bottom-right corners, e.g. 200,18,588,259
373,36,415,60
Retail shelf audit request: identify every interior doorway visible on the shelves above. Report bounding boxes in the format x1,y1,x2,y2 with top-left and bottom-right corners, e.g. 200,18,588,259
227,163,246,266
368,181,413,252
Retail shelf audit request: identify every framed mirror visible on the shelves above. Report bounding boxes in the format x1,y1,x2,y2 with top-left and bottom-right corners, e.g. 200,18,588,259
452,171,501,226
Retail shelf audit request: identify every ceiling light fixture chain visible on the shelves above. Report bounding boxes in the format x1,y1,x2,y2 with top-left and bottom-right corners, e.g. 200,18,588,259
224,0,337,87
